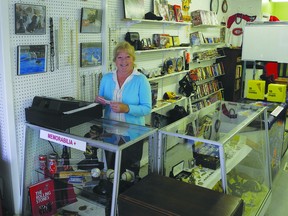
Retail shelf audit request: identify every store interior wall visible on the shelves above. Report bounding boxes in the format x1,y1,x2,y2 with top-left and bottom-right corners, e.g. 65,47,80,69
0,0,262,214
262,0,288,20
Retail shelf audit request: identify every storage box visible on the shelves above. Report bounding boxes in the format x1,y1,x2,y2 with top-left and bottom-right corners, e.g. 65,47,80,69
118,174,244,216
193,142,220,170
267,83,287,103
194,152,220,170
246,80,266,100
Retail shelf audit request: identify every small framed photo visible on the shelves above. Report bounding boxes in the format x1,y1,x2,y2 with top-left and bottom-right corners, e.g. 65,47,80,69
80,42,102,67
80,8,102,33
15,3,46,35
17,45,48,75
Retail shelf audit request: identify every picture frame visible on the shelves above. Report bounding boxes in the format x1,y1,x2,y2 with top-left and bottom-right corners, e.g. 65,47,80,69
17,45,48,75
80,8,102,33
80,42,102,67
124,0,145,19
15,3,46,35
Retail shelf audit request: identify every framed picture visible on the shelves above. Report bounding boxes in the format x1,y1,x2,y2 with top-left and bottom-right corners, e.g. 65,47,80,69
15,3,46,35
17,45,48,75
80,42,102,67
124,0,145,19
80,8,102,33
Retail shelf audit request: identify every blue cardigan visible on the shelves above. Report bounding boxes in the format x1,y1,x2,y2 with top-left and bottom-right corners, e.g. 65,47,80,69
99,69,152,126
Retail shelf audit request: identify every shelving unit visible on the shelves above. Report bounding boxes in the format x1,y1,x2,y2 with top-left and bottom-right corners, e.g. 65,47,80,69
217,47,243,102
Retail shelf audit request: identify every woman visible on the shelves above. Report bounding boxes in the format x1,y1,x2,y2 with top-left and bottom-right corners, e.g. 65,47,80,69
96,41,152,178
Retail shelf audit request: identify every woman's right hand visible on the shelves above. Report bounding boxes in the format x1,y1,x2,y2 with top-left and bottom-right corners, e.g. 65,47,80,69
95,96,110,105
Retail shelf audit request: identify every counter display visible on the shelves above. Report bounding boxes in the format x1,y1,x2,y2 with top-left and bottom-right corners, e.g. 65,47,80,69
22,118,157,216
158,101,272,216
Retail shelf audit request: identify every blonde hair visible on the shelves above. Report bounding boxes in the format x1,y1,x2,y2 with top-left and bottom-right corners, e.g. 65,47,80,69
113,41,136,63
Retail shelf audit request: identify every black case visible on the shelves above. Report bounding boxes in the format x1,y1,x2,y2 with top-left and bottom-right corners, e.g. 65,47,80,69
25,96,103,130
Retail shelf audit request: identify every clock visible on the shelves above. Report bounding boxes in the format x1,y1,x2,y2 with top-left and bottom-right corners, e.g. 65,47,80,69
210,0,219,14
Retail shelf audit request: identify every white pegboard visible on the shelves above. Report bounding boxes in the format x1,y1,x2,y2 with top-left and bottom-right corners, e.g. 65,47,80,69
7,0,104,213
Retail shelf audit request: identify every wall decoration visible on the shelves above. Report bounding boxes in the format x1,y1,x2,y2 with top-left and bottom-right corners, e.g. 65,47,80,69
80,42,102,67
124,0,145,19
15,3,46,35
17,45,48,75
80,8,102,33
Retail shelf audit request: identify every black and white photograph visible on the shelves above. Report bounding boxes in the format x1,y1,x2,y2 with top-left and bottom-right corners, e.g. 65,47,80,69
15,3,46,35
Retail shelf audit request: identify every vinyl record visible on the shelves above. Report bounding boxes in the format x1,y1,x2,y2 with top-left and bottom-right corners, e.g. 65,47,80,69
175,57,183,72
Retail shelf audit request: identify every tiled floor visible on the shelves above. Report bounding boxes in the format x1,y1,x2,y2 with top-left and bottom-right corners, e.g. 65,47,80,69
264,150,288,216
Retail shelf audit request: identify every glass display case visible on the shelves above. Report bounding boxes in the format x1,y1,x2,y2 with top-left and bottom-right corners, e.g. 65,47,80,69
158,101,272,216
22,118,157,216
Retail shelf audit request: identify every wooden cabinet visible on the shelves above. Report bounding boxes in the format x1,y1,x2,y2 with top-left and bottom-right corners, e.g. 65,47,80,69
218,48,243,102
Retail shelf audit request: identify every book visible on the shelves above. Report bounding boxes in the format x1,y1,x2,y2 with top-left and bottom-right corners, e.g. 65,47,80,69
190,32,201,46
29,178,57,216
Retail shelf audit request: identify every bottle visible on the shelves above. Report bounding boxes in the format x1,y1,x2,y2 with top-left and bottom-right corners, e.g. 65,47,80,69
61,146,71,171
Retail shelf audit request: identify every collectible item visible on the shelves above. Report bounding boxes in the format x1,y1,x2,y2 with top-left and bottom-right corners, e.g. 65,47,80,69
80,42,102,67
29,178,57,216
80,8,102,33
124,0,145,19
168,4,176,21
169,160,191,181
173,5,183,22
17,45,48,75
125,32,141,50
15,3,46,35
91,168,101,178
49,17,55,72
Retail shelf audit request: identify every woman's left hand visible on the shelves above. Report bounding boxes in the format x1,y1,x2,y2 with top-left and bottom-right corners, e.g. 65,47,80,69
110,101,129,113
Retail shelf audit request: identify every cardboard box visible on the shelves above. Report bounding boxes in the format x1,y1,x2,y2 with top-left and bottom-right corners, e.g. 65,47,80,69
246,80,266,100
267,83,287,103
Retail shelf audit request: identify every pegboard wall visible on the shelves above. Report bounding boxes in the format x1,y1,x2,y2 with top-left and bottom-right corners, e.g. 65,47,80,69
9,0,103,186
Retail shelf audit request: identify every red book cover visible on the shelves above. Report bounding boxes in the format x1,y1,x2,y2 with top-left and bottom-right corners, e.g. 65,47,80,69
29,178,57,216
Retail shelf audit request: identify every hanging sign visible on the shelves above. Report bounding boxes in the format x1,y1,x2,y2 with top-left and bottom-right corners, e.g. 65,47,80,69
40,130,87,151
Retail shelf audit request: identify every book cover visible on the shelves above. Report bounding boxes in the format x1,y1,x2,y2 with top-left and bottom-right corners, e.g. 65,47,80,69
190,32,201,46
29,178,57,216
